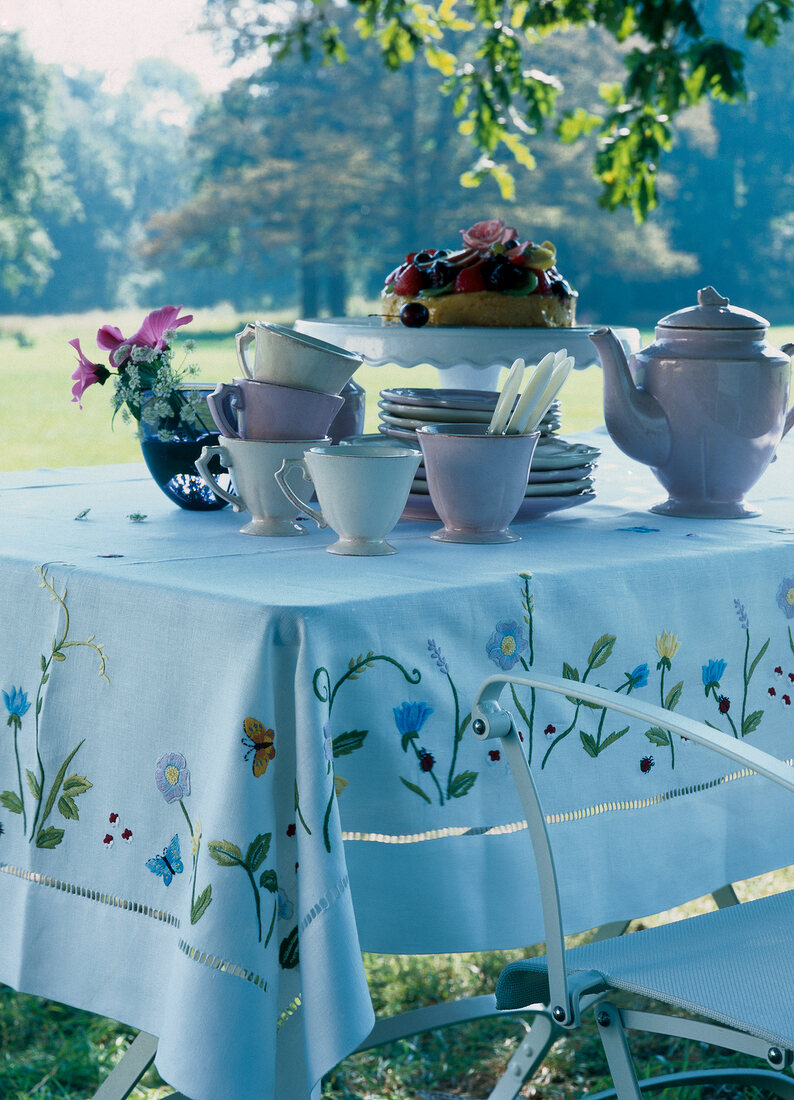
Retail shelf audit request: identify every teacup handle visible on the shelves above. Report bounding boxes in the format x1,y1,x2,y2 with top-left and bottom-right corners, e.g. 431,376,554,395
206,383,243,439
234,323,256,379
275,459,328,529
195,445,243,511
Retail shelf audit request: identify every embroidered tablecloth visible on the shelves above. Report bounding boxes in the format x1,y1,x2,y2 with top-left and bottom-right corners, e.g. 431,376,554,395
1,430,793,1099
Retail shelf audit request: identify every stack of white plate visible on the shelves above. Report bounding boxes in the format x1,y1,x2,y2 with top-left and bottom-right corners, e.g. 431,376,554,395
375,388,598,522
378,387,562,442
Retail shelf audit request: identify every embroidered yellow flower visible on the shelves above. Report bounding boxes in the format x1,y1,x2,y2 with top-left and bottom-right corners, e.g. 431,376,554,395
334,776,348,796
191,816,202,858
656,632,680,660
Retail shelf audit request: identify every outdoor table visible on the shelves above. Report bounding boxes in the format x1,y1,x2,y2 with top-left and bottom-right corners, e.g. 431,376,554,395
1,429,793,1100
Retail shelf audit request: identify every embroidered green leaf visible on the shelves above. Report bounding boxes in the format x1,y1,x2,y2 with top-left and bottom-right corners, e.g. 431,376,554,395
562,662,580,681
401,730,419,751
645,726,671,746
259,869,278,893
580,731,598,757
208,839,244,867
51,652,66,662
664,681,684,711
246,833,272,872
588,634,616,670
0,791,23,814
399,776,432,803
57,795,79,820
36,826,64,849
40,655,47,672
25,770,41,800
279,926,300,969
747,638,770,683
449,770,477,798
332,729,368,757
599,726,630,751
742,710,764,735
62,774,92,797
37,741,83,833
191,884,212,924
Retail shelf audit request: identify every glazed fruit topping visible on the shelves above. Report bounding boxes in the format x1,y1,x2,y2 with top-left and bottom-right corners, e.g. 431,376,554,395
384,220,575,300
399,301,430,327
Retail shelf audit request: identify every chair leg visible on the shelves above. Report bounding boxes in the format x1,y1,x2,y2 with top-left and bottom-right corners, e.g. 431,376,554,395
485,1008,562,1100
91,1031,158,1099
595,1003,644,1100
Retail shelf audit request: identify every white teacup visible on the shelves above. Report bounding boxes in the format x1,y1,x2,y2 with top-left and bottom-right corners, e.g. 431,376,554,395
196,437,330,536
234,321,362,395
275,444,420,555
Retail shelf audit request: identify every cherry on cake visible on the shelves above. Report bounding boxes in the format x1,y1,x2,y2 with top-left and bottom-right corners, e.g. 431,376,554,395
381,218,577,328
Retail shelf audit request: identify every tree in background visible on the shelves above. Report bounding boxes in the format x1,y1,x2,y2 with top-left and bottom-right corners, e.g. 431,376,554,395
201,0,793,222
144,12,697,321
0,33,76,300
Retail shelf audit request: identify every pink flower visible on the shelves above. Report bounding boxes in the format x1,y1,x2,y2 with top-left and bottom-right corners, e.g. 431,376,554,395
97,305,193,364
69,338,109,406
460,218,518,252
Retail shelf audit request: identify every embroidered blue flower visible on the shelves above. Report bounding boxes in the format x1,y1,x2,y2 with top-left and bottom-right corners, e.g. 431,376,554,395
486,620,527,671
702,659,727,690
777,578,794,619
393,701,434,736
3,686,30,725
628,664,649,689
277,887,294,920
155,752,191,803
427,639,449,674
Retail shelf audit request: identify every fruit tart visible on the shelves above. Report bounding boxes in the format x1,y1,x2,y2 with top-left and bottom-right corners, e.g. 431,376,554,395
381,218,577,328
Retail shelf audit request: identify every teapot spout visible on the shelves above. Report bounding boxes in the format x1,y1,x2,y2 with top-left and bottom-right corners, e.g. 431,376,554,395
590,327,671,469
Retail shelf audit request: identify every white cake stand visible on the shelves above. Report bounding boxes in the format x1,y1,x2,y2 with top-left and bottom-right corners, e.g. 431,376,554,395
293,317,641,389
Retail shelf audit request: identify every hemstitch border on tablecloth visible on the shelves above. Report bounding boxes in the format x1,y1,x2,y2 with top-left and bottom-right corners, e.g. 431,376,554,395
0,863,180,925
341,760,791,845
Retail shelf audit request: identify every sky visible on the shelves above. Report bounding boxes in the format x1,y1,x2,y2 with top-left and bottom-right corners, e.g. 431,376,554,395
1,0,234,92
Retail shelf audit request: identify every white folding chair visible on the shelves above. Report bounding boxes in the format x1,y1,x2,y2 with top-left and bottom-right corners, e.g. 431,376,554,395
471,672,794,1099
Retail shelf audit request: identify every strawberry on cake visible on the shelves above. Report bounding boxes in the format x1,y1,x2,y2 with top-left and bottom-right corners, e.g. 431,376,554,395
381,218,577,328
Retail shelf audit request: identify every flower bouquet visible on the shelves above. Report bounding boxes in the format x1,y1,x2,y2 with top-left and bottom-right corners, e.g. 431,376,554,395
69,306,228,510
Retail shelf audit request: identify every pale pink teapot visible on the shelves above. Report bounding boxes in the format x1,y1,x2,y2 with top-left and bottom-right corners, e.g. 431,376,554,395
590,286,794,518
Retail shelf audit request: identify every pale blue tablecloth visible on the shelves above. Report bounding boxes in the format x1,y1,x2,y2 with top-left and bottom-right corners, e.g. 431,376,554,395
1,430,793,1099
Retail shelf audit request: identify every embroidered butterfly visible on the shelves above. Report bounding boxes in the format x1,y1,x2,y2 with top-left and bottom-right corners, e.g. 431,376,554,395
241,717,276,778
146,834,183,886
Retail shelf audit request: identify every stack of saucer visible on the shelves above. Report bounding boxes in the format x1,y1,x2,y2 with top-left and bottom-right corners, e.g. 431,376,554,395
378,387,562,442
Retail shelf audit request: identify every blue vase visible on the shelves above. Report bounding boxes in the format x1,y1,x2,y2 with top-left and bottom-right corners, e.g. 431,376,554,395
139,384,230,511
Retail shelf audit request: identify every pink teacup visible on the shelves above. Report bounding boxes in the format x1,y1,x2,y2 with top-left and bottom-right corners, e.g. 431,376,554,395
207,378,344,441
417,424,540,544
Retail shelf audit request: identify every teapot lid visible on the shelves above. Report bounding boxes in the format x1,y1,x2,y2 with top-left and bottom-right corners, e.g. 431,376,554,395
658,286,768,331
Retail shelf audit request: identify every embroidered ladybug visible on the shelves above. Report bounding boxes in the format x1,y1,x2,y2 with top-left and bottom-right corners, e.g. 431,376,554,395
286,823,296,837
640,755,655,773
718,696,730,714
419,750,435,772
544,724,556,735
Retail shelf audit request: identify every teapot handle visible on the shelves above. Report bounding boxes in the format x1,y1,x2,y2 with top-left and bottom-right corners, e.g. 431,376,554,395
782,342,794,438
